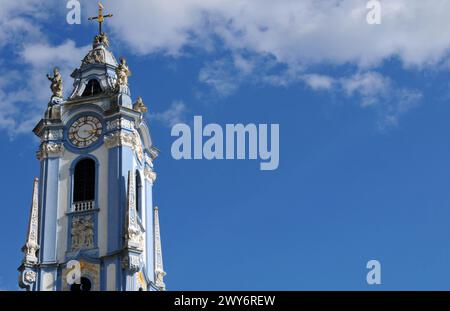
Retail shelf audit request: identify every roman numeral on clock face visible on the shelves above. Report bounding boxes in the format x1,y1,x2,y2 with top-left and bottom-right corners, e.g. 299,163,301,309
68,115,103,148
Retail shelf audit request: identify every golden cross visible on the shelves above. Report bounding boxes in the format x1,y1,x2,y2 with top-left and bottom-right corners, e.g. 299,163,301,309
88,2,113,35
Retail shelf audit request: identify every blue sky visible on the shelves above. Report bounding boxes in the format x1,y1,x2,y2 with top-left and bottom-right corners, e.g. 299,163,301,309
2,0,450,290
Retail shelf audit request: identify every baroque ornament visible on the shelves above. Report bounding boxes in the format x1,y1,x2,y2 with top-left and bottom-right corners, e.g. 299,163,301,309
44,129,63,141
82,48,105,65
104,131,134,149
104,130,144,163
24,271,37,283
134,132,144,163
93,32,110,47
145,153,153,167
71,215,95,251
144,167,157,183
106,118,134,132
155,270,167,290
124,171,144,252
121,254,141,273
36,142,64,160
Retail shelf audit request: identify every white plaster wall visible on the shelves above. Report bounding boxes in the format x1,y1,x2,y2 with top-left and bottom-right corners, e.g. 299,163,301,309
107,263,116,291
92,145,109,256
141,168,147,276
42,272,54,291
57,149,77,261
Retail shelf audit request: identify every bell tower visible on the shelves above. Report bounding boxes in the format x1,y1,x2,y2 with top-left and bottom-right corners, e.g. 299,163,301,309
18,3,166,291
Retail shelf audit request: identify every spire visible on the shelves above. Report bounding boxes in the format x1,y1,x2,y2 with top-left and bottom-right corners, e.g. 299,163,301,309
124,170,144,252
22,178,40,264
122,171,145,274
18,178,40,290
153,206,166,290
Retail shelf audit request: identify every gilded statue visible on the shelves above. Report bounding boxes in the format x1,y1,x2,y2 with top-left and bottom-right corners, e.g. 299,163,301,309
93,32,109,47
47,68,63,98
115,57,131,88
133,96,148,113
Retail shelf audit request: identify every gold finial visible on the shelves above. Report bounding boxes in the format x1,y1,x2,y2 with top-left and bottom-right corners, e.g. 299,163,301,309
88,2,113,35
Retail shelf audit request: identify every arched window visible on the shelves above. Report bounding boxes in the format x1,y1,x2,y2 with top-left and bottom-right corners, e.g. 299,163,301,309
73,159,96,203
82,79,102,97
136,171,142,216
70,277,92,291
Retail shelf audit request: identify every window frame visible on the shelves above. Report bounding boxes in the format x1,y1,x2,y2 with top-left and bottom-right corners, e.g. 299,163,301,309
73,158,96,203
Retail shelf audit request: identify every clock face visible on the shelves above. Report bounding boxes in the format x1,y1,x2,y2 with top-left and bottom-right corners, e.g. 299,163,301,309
68,116,103,148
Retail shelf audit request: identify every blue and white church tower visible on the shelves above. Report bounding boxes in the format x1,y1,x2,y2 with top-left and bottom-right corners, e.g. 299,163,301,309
18,4,166,291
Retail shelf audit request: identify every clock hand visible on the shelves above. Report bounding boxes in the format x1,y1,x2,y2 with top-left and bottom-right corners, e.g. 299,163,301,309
82,129,98,135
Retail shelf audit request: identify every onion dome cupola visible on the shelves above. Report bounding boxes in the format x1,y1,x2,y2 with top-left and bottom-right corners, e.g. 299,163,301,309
68,31,133,108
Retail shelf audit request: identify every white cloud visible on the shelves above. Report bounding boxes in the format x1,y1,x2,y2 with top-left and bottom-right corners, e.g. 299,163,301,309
13,41,89,135
104,0,450,68
0,41,89,137
198,59,241,98
339,72,422,129
102,0,447,131
194,57,421,129
21,41,89,70
377,88,422,130
0,0,54,47
302,74,335,91
0,0,89,137
149,101,188,127
0,0,443,136
287,71,422,129
340,72,391,107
